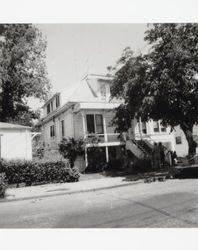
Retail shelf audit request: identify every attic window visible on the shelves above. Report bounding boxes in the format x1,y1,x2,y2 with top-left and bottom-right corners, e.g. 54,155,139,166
50,101,53,111
56,95,60,108
100,84,106,100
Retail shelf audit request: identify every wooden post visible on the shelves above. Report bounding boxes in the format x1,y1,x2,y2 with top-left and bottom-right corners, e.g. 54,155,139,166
138,118,142,140
103,113,109,163
103,113,108,143
81,111,88,167
105,146,109,163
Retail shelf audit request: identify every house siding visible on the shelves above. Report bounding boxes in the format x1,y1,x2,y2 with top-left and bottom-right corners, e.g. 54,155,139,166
0,129,32,160
74,112,83,139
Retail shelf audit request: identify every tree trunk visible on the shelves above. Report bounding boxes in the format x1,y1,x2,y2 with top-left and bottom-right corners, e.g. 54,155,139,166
180,124,197,157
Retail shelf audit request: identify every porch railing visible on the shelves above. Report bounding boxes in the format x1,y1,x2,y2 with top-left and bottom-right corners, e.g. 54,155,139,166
84,133,122,144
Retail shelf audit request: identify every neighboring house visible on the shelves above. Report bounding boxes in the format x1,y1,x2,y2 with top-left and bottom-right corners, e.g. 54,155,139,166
0,122,32,161
40,74,197,170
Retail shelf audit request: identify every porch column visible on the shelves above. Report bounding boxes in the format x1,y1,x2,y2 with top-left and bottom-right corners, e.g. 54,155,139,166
81,111,88,167
138,118,143,139
103,112,108,143
103,112,109,162
158,121,162,133
146,121,150,135
105,146,109,163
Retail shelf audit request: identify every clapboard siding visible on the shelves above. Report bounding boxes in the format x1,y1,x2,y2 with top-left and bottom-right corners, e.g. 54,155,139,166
74,113,84,139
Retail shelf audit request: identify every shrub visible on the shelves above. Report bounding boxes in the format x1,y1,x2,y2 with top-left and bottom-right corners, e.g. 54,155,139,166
0,173,7,198
59,138,85,167
0,159,80,186
132,157,152,173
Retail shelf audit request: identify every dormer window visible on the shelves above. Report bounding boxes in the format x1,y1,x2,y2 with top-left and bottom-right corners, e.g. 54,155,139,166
56,95,60,108
100,84,106,100
50,101,53,112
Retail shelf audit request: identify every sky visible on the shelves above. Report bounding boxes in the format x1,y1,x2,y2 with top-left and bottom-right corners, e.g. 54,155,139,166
29,24,148,109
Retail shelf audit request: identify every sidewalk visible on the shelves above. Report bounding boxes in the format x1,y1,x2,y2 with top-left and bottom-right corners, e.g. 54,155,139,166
2,175,142,203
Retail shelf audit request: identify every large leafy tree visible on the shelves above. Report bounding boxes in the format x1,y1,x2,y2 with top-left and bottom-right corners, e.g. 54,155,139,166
0,24,51,125
111,24,198,156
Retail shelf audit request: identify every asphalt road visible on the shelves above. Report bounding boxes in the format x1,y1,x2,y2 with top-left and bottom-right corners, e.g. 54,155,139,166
1,179,198,228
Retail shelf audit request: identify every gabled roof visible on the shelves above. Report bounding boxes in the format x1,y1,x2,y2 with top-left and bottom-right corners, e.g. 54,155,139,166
0,122,31,130
60,79,99,105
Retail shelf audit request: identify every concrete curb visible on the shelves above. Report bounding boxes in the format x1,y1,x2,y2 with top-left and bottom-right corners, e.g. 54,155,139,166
0,180,142,203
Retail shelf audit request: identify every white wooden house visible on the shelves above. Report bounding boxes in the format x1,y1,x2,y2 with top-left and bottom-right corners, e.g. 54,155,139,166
40,74,197,171
0,122,32,161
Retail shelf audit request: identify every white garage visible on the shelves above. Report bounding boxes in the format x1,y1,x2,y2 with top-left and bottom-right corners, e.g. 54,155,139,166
0,122,32,161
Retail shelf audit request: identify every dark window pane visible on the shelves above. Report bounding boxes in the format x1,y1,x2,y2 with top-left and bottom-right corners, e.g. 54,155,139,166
86,115,95,133
51,101,53,111
141,122,147,134
61,120,64,137
153,121,159,132
56,96,60,108
47,104,50,114
161,127,166,132
95,114,104,134
50,125,55,137
175,136,182,144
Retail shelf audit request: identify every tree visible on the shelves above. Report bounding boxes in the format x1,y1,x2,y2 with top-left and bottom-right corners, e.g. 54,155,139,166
111,24,198,156
0,24,51,125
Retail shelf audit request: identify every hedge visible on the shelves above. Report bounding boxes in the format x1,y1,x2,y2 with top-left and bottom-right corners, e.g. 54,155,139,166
0,173,7,198
0,160,80,186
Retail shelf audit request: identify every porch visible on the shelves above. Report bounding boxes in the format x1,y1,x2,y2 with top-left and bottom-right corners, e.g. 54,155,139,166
75,107,125,167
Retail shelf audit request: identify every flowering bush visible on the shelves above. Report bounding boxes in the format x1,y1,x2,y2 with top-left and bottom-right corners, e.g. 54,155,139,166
0,173,7,198
0,159,80,187
59,138,85,167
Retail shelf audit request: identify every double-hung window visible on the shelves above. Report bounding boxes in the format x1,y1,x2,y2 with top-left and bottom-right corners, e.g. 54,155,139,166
86,114,104,134
50,125,55,137
47,103,50,114
100,84,106,101
153,121,160,133
61,120,65,137
56,95,60,108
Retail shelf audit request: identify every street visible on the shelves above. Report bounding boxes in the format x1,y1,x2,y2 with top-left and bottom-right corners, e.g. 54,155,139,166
1,179,198,228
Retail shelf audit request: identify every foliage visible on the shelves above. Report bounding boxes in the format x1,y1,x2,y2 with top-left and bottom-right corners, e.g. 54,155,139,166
0,159,80,186
111,23,198,156
85,146,106,173
59,138,85,167
0,173,7,198
111,104,132,133
132,157,152,173
36,146,45,159
59,135,104,168
0,24,51,125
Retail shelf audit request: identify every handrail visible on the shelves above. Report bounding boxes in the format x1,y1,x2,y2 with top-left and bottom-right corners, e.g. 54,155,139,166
131,139,148,156
84,132,121,143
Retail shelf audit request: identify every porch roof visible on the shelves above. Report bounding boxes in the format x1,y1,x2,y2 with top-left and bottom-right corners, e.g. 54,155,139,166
73,102,120,112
